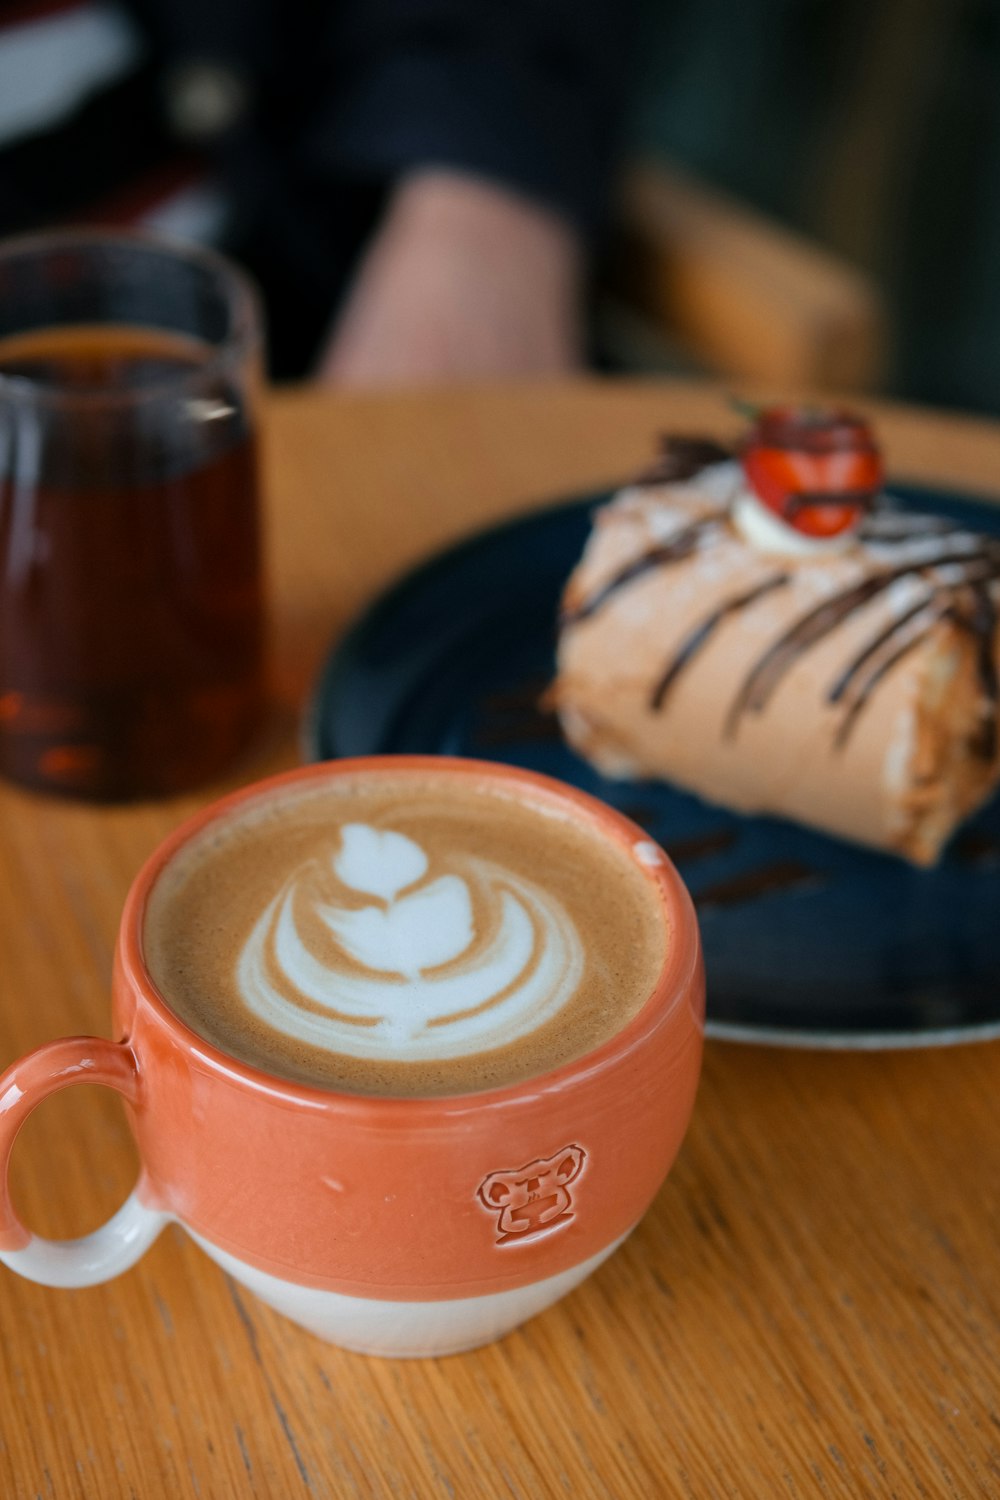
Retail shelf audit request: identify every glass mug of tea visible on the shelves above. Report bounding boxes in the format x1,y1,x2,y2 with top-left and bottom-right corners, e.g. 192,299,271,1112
0,758,704,1357
0,231,265,799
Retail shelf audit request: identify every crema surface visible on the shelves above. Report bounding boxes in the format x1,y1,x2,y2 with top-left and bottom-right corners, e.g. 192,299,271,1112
143,773,668,1095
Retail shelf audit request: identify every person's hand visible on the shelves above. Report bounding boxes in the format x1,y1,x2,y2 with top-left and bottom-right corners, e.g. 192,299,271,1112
317,169,584,386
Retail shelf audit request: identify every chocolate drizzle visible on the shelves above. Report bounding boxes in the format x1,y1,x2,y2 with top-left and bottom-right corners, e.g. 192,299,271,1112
635,435,732,485
649,574,790,711
953,828,1000,866
827,595,937,705
832,629,932,750
693,860,826,908
784,487,880,517
663,827,738,861
724,544,1000,748
471,680,562,749
560,512,726,628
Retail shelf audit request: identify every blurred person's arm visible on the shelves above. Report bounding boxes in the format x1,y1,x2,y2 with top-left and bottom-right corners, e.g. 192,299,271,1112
319,168,583,384
304,0,636,384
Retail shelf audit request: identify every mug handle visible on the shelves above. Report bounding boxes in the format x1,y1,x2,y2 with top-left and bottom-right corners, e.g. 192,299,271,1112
0,1036,169,1288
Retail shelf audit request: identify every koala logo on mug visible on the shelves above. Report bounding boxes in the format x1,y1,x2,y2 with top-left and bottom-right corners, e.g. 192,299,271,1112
477,1145,587,1244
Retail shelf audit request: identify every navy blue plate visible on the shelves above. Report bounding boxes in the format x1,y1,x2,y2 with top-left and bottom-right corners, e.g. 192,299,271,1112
305,486,1000,1049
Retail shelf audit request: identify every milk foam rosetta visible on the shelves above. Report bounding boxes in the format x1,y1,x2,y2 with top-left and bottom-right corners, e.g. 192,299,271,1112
144,774,667,1095
237,822,585,1061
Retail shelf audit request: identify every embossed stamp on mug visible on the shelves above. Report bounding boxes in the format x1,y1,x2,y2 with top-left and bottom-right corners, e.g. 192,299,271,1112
477,1145,587,1244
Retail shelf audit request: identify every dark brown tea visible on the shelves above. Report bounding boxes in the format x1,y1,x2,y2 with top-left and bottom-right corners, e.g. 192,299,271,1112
0,324,264,799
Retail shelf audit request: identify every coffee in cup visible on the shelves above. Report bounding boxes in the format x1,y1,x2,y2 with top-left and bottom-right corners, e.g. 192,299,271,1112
143,767,668,1096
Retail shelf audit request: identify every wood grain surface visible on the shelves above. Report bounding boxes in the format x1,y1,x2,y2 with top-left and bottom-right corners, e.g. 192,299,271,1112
1,379,998,1499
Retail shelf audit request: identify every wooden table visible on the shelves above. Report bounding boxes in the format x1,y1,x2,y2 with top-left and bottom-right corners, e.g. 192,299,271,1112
2,380,998,1498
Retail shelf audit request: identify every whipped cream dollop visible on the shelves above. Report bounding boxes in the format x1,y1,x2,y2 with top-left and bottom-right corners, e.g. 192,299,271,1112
730,486,860,558
236,823,585,1062
629,460,860,559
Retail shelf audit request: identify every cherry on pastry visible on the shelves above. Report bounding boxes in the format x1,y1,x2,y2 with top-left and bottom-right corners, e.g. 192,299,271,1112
740,406,884,538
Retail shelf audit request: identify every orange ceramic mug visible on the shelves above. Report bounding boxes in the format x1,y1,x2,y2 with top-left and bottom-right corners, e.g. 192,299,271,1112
0,758,704,1357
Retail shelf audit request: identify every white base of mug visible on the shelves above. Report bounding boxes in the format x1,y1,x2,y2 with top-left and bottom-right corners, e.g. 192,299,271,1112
188,1228,632,1358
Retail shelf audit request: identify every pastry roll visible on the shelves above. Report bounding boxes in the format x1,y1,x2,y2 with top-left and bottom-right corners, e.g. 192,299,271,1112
553,414,1000,865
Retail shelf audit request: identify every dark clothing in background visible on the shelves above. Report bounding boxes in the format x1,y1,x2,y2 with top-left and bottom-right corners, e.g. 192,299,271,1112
0,0,633,376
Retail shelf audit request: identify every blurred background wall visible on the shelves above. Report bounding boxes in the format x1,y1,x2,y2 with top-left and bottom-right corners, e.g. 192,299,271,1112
617,0,1000,413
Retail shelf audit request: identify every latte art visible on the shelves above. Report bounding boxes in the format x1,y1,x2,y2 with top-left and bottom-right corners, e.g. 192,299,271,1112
237,824,585,1060
144,771,667,1095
